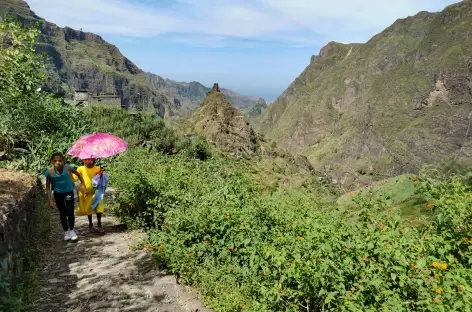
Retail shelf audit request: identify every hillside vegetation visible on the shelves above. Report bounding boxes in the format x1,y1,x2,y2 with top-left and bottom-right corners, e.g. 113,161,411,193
256,1,472,190
2,13,472,312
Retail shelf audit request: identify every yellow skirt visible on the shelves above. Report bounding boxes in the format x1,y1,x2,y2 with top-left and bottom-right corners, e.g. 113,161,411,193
76,188,104,216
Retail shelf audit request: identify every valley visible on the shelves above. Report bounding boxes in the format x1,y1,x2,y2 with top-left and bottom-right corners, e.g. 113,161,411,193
1,0,472,311
257,1,472,189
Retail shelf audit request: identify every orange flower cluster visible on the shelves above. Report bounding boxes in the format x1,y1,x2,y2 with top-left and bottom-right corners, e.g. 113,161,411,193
431,261,448,270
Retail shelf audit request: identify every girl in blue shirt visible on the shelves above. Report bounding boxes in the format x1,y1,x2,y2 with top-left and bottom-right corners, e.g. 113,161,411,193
44,152,87,241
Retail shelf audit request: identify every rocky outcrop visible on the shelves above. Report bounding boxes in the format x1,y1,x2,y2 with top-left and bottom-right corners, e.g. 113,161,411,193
246,98,268,117
244,98,269,128
190,89,258,156
423,77,449,107
0,169,37,298
422,74,472,108
212,83,220,92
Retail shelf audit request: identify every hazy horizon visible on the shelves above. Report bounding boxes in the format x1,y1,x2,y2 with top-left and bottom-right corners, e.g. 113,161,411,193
28,0,459,102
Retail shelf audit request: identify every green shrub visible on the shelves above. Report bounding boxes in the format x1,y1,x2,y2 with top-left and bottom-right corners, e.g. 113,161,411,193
110,151,472,311
180,136,211,160
0,18,89,172
84,106,212,160
83,107,167,147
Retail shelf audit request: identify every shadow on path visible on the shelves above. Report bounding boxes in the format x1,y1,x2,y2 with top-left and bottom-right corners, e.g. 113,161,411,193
29,210,211,312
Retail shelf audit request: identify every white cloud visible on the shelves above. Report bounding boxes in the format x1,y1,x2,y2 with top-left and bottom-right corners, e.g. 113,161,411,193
256,0,461,43
27,0,460,46
28,0,183,36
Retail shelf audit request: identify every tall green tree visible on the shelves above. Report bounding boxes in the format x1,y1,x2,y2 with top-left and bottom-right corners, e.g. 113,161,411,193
0,17,87,171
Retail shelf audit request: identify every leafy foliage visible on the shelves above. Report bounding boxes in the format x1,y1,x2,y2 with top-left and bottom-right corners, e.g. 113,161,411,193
82,106,212,165
0,18,89,172
109,152,472,311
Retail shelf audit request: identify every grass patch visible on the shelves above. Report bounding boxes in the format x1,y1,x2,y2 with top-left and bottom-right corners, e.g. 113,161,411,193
337,174,428,219
440,45,467,67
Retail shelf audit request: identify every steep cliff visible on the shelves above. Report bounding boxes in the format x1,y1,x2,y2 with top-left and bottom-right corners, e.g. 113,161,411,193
256,1,472,188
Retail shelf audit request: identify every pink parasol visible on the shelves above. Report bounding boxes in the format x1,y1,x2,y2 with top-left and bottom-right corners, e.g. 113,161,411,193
68,132,127,160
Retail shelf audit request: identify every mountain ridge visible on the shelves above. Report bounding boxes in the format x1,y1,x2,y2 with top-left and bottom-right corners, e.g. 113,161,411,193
256,0,472,189
0,0,263,117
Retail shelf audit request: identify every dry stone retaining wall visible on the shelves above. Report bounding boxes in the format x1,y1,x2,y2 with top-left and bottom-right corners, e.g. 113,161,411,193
0,169,37,298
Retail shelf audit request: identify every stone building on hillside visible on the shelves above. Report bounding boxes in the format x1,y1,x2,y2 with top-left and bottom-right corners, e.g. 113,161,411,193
90,93,121,108
73,90,90,106
72,90,121,108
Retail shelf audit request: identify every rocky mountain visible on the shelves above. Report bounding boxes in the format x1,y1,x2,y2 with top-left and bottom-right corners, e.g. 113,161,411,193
243,98,268,125
0,0,263,117
178,83,315,182
188,83,259,156
145,73,261,116
256,0,472,189
220,89,262,110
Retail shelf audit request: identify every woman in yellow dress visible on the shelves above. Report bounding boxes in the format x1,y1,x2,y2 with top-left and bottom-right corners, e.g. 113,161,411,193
76,158,105,233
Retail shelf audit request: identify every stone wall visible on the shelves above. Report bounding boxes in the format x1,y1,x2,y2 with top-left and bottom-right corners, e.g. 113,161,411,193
74,91,90,102
89,97,122,108
0,169,37,297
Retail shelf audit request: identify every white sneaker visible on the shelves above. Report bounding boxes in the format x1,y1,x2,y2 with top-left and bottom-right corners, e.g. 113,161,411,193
64,231,71,241
69,229,78,241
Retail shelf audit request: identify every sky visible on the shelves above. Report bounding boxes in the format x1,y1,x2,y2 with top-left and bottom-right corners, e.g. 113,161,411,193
27,0,459,102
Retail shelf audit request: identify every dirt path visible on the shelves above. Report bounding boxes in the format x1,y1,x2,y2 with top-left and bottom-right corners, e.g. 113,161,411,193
29,210,212,312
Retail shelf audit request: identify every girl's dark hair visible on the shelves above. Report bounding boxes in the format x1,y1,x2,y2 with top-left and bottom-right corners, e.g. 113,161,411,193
50,151,65,161
82,158,96,164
